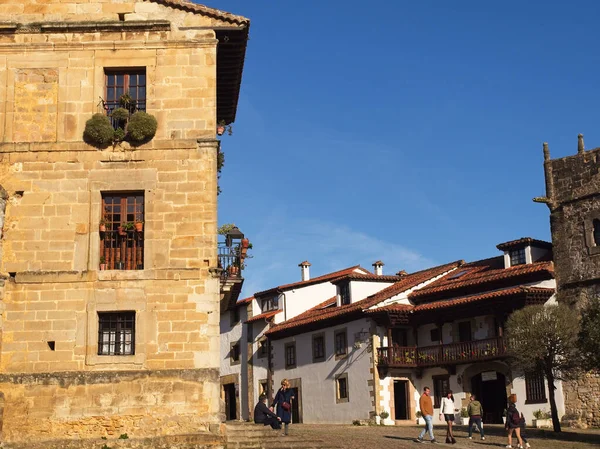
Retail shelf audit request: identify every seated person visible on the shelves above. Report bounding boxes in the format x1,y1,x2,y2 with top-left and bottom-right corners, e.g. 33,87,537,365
254,394,281,429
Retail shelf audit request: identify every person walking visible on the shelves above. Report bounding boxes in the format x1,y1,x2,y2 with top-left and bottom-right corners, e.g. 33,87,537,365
440,390,458,444
505,394,525,449
253,394,281,430
519,413,531,448
415,386,437,444
466,394,485,440
272,379,295,436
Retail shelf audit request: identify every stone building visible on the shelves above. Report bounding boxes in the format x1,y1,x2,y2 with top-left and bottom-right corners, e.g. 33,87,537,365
537,134,600,427
0,1,248,447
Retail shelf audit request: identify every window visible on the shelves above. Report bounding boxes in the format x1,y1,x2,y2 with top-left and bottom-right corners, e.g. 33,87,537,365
98,312,135,355
525,372,547,404
259,380,268,396
104,69,146,115
230,342,241,365
510,248,526,266
335,373,349,403
230,307,240,326
594,219,600,246
334,329,347,358
339,282,351,305
257,339,268,359
101,192,144,270
449,269,469,279
261,296,279,312
285,342,296,369
430,328,440,343
432,375,450,409
312,333,325,362
458,321,472,343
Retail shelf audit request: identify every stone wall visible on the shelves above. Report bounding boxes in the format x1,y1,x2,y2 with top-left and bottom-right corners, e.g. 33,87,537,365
562,373,600,428
0,0,247,445
543,141,600,426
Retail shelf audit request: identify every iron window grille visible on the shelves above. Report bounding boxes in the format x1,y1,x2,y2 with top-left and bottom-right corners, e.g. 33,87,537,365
104,69,146,117
285,342,296,369
230,342,241,364
97,311,135,355
339,282,351,305
334,330,347,357
101,192,144,270
336,373,349,403
312,334,325,362
525,372,547,404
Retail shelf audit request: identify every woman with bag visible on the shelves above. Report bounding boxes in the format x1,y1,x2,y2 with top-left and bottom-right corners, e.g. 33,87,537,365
505,394,525,449
440,390,458,444
272,379,295,436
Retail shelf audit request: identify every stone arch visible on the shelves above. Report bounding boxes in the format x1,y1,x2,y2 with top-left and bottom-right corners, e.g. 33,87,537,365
460,360,513,394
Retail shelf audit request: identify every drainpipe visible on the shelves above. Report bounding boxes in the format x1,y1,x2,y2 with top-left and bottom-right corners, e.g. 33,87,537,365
280,290,287,321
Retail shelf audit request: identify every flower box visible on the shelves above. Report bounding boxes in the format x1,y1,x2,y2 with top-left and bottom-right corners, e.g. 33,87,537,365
533,418,552,428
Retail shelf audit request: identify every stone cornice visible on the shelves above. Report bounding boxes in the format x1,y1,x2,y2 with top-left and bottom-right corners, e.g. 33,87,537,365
0,20,171,34
0,38,217,52
0,139,218,153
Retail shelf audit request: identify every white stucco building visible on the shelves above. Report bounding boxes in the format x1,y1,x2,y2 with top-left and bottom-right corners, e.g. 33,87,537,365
221,238,566,426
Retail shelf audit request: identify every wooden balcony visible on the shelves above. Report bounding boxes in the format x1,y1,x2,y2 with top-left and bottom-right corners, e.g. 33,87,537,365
377,337,507,368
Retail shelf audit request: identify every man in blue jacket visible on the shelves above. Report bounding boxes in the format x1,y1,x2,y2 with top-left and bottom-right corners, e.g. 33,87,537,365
254,394,281,429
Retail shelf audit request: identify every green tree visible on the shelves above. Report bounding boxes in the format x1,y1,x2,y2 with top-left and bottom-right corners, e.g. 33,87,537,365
506,304,581,432
579,299,600,371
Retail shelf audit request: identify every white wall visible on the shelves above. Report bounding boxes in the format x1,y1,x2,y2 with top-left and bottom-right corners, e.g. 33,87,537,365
349,281,395,304
250,319,270,409
271,318,374,424
272,282,337,324
219,305,248,420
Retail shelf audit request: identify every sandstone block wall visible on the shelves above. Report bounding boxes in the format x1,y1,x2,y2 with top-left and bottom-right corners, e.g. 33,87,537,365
0,0,246,445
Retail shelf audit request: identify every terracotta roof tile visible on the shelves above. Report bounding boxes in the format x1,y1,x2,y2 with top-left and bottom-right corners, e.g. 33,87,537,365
150,0,250,25
245,309,281,323
410,259,554,302
265,260,462,337
496,237,552,251
372,287,554,315
236,296,254,306
330,273,401,283
254,265,369,298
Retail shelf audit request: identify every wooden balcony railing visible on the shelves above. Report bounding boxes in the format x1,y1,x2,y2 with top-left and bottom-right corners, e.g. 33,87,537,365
377,337,506,368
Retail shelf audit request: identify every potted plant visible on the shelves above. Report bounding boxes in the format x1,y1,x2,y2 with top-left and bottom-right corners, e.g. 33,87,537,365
460,407,469,425
135,221,144,232
118,224,126,236
533,409,552,428
228,265,239,276
216,120,232,136
99,219,107,233
115,260,125,270
379,410,390,426
118,92,136,113
416,411,424,425
124,222,135,232
99,256,107,271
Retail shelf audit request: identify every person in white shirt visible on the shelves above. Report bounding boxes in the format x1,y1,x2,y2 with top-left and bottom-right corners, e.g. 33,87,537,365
440,390,458,444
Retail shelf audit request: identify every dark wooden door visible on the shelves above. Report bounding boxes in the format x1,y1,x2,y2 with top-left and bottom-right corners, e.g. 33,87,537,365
393,380,409,420
290,387,301,423
224,383,236,420
458,321,472,342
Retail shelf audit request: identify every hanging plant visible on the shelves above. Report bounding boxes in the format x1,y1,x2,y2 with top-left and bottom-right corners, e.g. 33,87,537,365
110,107,130,122
83,114,116,149
127,111,158,144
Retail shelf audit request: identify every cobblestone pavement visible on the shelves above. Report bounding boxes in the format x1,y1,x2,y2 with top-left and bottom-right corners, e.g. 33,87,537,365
290,423,600,449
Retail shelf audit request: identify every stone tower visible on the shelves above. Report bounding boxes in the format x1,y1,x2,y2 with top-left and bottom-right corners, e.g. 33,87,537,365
0,1,249,447
536,134,600,427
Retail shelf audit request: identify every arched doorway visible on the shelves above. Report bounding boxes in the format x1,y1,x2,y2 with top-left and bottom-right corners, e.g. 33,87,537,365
471,372,506,424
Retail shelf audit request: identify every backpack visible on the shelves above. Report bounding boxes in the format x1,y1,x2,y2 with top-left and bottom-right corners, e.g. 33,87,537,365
511,409,521,426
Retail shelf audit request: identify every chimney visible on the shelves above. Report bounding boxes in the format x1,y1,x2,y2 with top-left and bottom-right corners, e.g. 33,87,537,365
298,261,311,281
372,260,384,276
578,133,585,154
396,270,408,277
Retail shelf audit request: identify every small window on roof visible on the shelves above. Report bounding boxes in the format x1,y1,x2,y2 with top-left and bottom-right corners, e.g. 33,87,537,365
510,248,526,266
448,269,469,280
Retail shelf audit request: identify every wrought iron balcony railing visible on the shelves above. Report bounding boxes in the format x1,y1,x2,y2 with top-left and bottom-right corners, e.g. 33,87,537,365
377,336,507,368
218,241,242,280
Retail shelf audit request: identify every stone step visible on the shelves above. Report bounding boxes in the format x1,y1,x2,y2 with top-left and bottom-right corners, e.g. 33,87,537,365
224,424,342,449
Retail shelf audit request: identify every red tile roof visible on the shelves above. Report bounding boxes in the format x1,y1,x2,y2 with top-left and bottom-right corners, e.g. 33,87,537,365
265,261,462,338
496,237,552,251
410,258,554,302
331,273,401,283
245,309,281,323
375,287,554,315
254,265,370,298
151,0,250,25
237,296,254,306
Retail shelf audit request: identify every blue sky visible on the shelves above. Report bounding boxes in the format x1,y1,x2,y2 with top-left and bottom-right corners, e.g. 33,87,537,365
213,0,600,295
